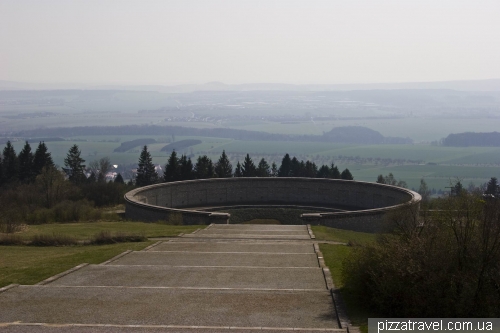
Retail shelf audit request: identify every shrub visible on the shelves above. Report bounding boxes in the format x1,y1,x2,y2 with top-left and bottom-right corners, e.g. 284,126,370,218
26,200,102,224
342,193,500,317
89,231,146,245
30,233,78,246
0,234,24,245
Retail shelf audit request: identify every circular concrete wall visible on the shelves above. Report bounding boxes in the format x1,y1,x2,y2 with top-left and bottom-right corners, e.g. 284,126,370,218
125,177,421,232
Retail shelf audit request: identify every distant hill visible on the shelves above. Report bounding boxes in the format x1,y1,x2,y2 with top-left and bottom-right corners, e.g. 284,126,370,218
442,132,500,147
2,79,500,92
15,125,412,145
114,138,156,152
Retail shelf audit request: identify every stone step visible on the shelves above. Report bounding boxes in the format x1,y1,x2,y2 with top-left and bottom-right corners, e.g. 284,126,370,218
183,233,311,240
107,251,320,268
0,286,339,330
151,241,315,253
198,229,308,236
47,265,328,290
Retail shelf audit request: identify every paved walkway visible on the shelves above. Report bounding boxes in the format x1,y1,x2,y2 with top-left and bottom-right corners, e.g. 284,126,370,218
0,224,346,332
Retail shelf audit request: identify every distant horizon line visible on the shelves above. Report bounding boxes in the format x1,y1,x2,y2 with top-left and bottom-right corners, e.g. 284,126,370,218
2,77,500,87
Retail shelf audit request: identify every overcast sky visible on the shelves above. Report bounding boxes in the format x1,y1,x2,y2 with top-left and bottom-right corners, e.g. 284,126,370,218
1,0,499,85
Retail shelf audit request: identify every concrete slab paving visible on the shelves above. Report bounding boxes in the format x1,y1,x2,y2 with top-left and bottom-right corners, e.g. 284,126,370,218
0,224,343,331
211,224,307,231
183,234,311,240
0,286,338,329
49,265,327,290
151,241,315,253
199,230,309,236
108,251,320,268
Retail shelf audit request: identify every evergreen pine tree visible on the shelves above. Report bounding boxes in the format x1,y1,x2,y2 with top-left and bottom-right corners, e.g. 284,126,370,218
194,155,214,179
270,162,278,177
304,161,317,178
18,141,34,182
485,177,499,196
234,161,243,177
2,141,19,183
33,141,54,176
340,168,354,180
242,154,256,177
179,155,194,180
376,174,386,184
256,158,270,177
329,163,341,179
114,173,125,184
317,165,330,178
215,150,233,178
163,150,181,182
290,157,302,177
135,145,158,186
278,153,292,177
64,144,86,184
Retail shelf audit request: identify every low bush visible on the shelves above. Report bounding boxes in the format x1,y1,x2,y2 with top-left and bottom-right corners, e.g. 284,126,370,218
89,231,147,245
0,234,24,245
26,200,102,224
30,233,78,246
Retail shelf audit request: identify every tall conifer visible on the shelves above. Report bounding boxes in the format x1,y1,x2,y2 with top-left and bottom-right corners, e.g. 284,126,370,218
135,145,158,186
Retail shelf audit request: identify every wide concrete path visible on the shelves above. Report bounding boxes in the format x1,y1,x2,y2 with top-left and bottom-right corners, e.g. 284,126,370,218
0,224,344,332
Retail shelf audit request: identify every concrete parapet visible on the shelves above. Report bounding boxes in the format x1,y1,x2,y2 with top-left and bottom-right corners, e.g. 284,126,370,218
125,178,421,232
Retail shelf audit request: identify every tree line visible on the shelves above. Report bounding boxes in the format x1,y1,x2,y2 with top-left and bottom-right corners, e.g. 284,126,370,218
442,131,500,147
0,142,130,227
135,147,354,186
0,141,55,186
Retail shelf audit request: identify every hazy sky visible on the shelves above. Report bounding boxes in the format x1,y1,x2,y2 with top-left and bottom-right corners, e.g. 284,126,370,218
1,0,499,85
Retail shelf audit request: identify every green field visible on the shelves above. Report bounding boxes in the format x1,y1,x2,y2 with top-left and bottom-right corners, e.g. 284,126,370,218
16,222,201,241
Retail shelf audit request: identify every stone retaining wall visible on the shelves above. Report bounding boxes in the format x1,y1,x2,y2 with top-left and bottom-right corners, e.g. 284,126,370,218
124,178,421,232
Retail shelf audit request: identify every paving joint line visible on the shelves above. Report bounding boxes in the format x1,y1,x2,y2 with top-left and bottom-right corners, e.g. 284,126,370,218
97,264,323,269
0,322,345,331
144,251,316,255
102,264,323,269
143,241,163,251
36,263,89,285
35,285,328,292
100,250,132,265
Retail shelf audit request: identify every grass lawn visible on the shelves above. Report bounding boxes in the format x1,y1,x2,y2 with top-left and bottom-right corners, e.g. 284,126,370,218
311,225,377,244
0,242,153,288
0,222,206,288
17,222,202,241
313,225,377,333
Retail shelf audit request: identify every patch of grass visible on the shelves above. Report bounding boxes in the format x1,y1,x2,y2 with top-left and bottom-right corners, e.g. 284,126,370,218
320,243,372,333
19,222,202,241
311,225,376,244
0,242,153,287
